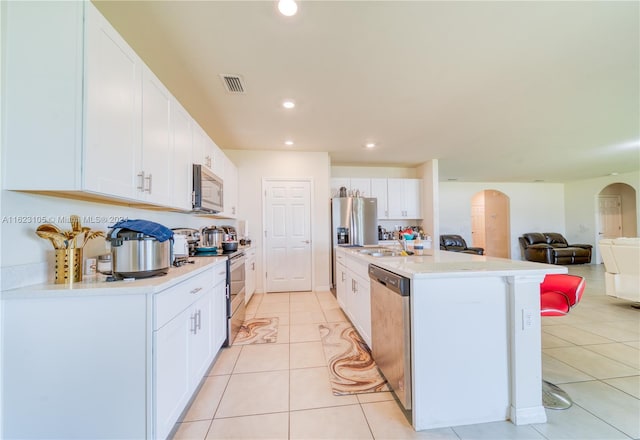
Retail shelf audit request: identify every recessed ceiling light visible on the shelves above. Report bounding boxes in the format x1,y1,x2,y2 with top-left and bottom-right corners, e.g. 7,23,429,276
365,142,376,149
447,178,458,181
284,140,294,146
282,100,295,109
609,172,619,176
278,0,298,16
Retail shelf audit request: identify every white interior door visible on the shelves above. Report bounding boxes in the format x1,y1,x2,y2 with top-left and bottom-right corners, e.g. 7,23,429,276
264,180,312,292
598,195,622,239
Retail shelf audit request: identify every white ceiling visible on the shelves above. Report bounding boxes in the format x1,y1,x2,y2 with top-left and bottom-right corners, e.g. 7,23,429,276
94,0,639,183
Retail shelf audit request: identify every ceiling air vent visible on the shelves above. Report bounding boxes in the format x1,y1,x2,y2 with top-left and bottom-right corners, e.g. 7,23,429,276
220,74,245,93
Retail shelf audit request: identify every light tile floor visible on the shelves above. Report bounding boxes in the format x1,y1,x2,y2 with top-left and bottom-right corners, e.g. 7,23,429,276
172,264,639,439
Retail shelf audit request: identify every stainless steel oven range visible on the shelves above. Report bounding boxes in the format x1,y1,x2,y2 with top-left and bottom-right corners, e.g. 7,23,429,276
193,249,246,346
226,251,246,346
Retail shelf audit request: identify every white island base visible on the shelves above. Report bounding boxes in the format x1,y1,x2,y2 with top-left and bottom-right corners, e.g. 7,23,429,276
411,273,553,430
342,248,567,431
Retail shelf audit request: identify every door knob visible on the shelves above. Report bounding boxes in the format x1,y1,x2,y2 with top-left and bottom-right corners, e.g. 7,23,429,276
302,240,310,244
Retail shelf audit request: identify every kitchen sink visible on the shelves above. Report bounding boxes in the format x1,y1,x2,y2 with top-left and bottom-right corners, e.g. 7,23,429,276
358,248,413,257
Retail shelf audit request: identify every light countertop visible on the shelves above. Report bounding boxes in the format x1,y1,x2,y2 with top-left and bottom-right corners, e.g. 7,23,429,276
1,256,227,299
337,246,567,279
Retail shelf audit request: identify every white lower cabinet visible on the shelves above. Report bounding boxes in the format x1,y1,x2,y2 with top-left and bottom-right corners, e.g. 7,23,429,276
155,286,214,439
335,249,372,348
245,247,257,303
154,305,191,440
1,262,228,440
336,260,348,310
349,271,372,347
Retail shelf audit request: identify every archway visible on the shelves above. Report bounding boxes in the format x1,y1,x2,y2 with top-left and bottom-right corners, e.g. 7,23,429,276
471,190,511,258
596,182,638,262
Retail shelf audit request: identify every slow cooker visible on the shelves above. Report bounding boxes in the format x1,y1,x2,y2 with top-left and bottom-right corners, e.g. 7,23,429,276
107,229,171,279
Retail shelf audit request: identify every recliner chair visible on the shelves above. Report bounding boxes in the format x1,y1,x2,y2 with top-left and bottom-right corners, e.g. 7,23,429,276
439,235,484,255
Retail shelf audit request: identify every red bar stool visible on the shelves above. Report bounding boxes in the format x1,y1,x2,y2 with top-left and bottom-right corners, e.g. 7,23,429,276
540,273,586,409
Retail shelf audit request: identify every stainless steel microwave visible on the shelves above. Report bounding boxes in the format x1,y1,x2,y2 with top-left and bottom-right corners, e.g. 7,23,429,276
192,164,223,213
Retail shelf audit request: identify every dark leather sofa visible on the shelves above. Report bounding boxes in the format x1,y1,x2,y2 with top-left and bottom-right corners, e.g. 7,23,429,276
440,234,484,255
519,232,592,265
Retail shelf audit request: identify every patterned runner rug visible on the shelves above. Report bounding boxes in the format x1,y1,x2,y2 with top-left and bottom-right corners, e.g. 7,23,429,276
233,317,279,345
319,322,389,395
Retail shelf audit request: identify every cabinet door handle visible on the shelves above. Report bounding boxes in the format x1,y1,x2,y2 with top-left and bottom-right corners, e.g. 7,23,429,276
145,174,152,193
190,287,203,294
196,309,202,331
341,272,345,282
218,270,226,276
190,313,197,334
137,171,145,191
252,262,255,270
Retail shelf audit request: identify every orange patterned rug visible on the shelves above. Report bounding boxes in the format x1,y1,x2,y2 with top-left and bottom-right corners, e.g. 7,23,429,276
319,322,389,395
233,317,279,345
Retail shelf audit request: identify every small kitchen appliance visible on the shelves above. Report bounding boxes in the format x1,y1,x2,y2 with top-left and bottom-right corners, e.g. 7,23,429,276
172,228,200,256
198,225,225,253
192,164,223,213
220,225,238,242
172,235,190,266
107,229,171,279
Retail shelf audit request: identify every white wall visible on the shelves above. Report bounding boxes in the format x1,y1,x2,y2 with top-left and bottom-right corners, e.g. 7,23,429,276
331,165,417,178
439,182,565,260
416,160,439,243
0,190,229,290
225,150,331,292
565,170,640,262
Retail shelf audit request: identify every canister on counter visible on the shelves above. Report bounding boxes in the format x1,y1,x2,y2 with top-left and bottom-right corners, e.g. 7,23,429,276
85,258,97,275
97,254,112,275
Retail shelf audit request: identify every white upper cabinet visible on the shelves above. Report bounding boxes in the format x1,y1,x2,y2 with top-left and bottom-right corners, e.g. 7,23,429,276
2,1,87,190
370,178,389,219
220,155,238,219
139,67,173,206
330,178,371,197
387,178,422,219
193,125,224,179
208,138,226,179
170,98,193,211
1,1,216,212
348,178,372,197
330,178,350,197
83,2,142,199
330,177,422,219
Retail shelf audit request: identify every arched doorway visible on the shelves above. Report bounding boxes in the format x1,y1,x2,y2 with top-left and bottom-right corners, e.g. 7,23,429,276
471,190,511,258
596,183,638,262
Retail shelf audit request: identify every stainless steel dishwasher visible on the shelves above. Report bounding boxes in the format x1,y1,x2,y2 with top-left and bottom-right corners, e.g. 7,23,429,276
369,264,412,410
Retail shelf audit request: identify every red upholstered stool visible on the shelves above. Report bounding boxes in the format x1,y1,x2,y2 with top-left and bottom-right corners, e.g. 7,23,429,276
540,274,586,409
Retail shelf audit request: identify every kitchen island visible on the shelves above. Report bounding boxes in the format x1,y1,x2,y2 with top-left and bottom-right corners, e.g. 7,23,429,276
335,246,567,431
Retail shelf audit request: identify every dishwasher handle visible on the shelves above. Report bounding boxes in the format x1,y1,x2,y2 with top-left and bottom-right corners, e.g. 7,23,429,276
368,264,410,296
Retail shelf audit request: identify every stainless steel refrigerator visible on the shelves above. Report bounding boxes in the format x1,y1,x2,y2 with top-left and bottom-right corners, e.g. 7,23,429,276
331,197,378,288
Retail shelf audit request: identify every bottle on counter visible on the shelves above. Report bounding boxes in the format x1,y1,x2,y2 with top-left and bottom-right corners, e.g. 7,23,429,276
414,237,424,255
